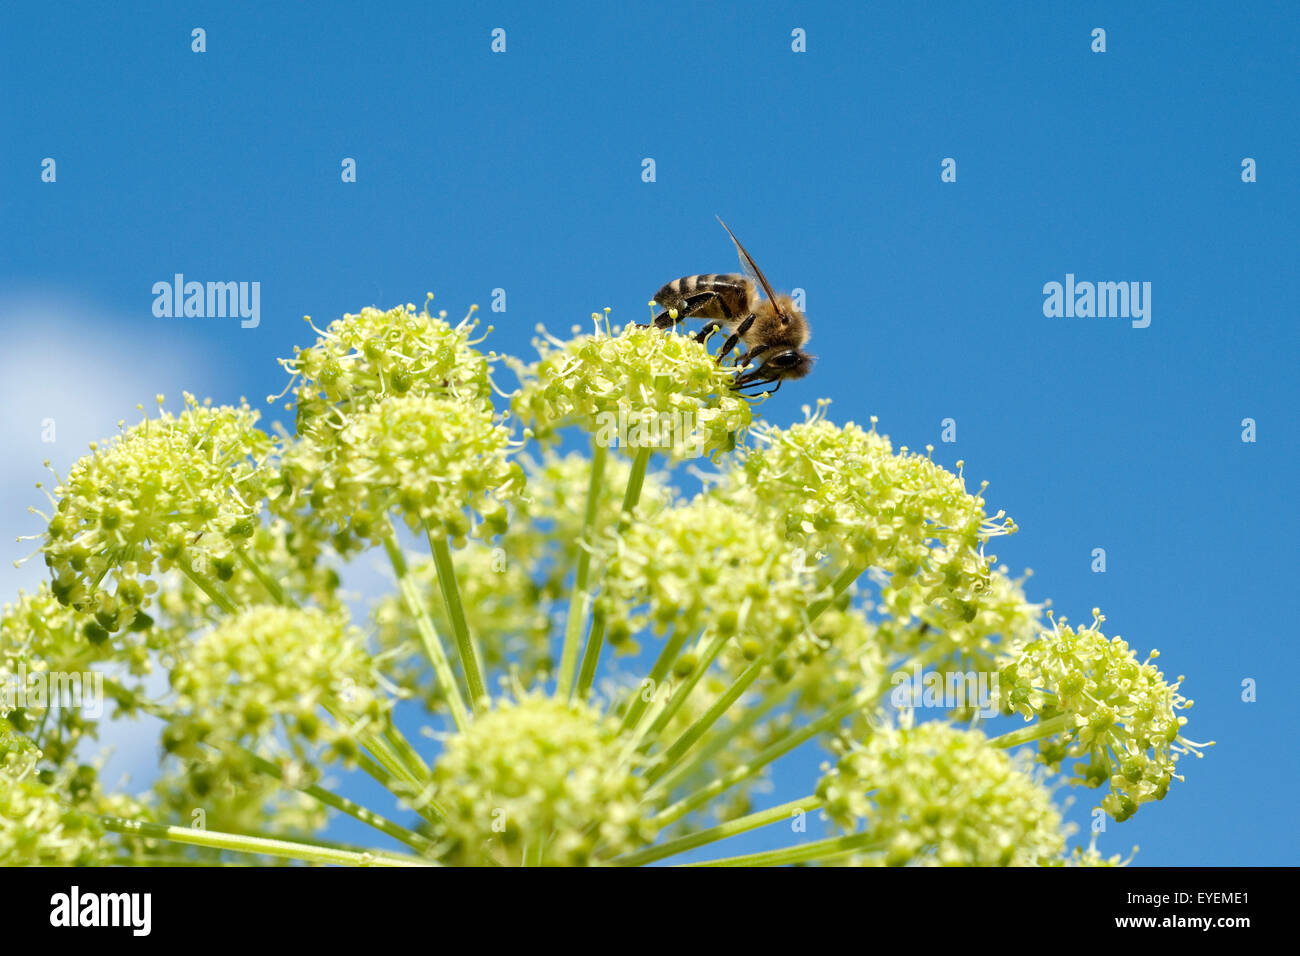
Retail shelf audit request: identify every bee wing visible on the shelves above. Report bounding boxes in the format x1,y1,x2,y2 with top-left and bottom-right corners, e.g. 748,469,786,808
717,216,789,323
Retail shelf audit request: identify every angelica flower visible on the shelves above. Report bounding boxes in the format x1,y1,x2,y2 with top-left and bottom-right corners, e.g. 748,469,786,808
154,517,344,626
733,409,1012,581
0,771,104,865
281,301,495,431
771,603,888,711
166,606,388,767
511,322,751,459
1,585,159,768
431,694,652,865
274,304,518,554
880,565,1046,675
41,393,273,632
997,610,1207,821
279,394,523,553
0,751,146,865
2,584,148,681
817,721,1066,866
0,301,1207,868
601,489,820,653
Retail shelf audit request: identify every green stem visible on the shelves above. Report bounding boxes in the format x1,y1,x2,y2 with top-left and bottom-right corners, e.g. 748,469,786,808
684,831,884,867
243,753,435,854
645,558,869,784
559,440,608,700
618,627,685,734
427,529,487,714
988,713,1070,749
652,686,875,825
806,560,869,620
235,549,298,608
382,529,470,731
380,718,431,782
576,446,652,699
100,817,432,867
353,750,439,824
176,562,238,615
614,796,820,867
632,617,743,755
646,654,768,784
660,678,783,784
322,701,414,785
651,646,951,822
523,840,544,867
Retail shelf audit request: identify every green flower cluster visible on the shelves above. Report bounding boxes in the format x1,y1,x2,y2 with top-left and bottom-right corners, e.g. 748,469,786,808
0,300,1204,868
817,721,1066,866
772,603,888,712
601,490,818,653
0,768,106,865
734,409,1012,589
1,586,159,771
281,301,494,429
327,393,520,544
1,731,149,865
41,394,273,635
998,610,1206,821
431,694,651,865
275,304,522,553
154,518,344,625
165,606,388,767
511,322,751,459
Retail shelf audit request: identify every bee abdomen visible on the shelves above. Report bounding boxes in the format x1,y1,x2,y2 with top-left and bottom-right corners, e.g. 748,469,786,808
655,274,753,319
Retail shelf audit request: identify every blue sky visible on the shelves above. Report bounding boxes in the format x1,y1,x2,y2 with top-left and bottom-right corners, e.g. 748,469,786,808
2,1,1296,865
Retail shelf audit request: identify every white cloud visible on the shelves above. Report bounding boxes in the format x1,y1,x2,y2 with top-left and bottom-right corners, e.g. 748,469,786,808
0,293,201,594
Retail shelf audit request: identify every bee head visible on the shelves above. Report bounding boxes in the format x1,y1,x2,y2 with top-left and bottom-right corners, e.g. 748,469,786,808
734,349,815,390
762,348,815,380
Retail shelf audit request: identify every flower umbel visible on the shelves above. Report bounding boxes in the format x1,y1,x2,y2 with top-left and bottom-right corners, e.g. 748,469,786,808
165,606,389,767
431,694,652,865
817,721,1066,866
997,609,1208,821
511,321,752,459
39,394,273,633
1,302,1204,867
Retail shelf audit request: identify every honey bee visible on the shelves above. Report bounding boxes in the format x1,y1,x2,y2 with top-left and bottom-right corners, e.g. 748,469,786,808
647,217,814,394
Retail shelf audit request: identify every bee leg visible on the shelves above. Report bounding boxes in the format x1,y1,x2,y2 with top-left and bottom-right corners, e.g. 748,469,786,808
694,321,723,343
738,344,771,368
716,314,755,364
646,291,722,329
634,303,677,328
651,308,682,330
738,378,781,397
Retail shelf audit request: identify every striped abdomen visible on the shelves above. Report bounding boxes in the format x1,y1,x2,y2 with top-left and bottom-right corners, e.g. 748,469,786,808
653,273,757,323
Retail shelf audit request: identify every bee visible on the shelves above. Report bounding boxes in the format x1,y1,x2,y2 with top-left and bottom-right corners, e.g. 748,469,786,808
647,217,814,394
